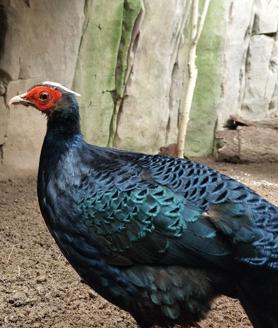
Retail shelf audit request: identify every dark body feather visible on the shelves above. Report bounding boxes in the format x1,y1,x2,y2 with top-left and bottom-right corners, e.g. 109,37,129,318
38,93,278,328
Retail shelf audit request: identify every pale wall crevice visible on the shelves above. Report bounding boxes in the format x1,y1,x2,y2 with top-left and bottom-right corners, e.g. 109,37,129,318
114,0,190,154
109,0,144,147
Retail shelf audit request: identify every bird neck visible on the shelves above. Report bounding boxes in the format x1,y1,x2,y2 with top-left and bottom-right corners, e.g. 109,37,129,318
46,103,81,137
40,103,83,169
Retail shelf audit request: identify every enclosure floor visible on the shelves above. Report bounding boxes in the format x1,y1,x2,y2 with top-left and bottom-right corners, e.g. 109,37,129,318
1,159,278,328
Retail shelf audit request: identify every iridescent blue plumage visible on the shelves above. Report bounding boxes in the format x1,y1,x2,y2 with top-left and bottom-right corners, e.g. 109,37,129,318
30,86,278,328
74,152,278,271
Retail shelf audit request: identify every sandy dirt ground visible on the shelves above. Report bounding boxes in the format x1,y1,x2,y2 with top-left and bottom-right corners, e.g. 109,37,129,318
1,158,278,328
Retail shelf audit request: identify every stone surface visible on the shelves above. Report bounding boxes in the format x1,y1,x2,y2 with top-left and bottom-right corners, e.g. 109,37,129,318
114,0,189,153
0,96,8,146
3,79,46,173
109,0,144,146
1,0,278,173
0,0,85,173
217,0,255,128
74,0,131,146
270,75,278,116
0,81,6,96
185,0,227,156
253,0,278,34
0,0,85,84
216,0,278,154
241,35,278,119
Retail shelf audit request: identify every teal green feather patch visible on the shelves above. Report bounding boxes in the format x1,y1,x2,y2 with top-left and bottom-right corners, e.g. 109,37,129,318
79,185,188,253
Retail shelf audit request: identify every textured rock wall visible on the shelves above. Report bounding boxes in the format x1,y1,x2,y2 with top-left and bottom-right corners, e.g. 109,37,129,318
74,0,192,154
74,0,226,156
113,0,190,153
1,0,278,174
86,0,277,157
218,0,278,127
74,0,278,157
73,0,143,147
185,0,227,156
0,0,85,173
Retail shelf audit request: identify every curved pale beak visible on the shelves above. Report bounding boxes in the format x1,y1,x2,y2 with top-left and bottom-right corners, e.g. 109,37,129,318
8,93,32,107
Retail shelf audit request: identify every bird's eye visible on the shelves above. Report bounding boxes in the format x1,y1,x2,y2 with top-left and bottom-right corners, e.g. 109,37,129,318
39,92,50,101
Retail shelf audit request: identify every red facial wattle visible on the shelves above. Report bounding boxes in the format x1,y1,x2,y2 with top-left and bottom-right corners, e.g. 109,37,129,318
24,86,62,111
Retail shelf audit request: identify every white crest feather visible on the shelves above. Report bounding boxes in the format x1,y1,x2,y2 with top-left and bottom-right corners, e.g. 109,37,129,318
42,81,81,97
